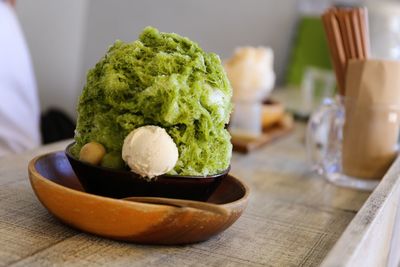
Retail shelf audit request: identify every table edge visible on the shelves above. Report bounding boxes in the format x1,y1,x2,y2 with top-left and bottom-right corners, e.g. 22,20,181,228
321,155,400,267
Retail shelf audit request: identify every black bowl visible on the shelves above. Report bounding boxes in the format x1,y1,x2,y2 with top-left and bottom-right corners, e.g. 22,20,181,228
65,143,229,201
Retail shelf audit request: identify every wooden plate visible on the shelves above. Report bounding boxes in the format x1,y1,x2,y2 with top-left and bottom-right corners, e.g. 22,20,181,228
28,152,249,244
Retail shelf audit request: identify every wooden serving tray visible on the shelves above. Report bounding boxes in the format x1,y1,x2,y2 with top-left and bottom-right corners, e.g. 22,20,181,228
231,113,294,153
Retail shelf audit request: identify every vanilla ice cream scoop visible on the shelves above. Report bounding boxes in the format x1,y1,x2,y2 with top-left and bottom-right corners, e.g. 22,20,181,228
122,125,179,179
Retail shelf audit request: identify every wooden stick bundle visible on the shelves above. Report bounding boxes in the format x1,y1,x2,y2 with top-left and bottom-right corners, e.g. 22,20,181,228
322,7,370,96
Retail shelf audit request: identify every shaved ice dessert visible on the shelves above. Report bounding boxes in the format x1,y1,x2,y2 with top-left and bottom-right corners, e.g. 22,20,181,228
71,27,232,177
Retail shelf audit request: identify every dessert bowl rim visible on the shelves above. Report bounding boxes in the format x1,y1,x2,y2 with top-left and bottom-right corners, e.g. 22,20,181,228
65,142,230,180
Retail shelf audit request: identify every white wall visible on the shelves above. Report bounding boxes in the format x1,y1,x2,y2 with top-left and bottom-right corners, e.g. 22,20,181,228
16,0,88,117
16,0,298,118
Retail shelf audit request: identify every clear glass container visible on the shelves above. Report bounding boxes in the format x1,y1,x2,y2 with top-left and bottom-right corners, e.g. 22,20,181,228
306,96,400,191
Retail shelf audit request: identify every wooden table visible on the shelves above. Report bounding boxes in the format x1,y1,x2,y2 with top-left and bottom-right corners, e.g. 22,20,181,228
0,124,398,266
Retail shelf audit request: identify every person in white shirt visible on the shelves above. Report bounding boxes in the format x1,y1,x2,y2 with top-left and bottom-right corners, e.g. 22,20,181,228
0,0,40,156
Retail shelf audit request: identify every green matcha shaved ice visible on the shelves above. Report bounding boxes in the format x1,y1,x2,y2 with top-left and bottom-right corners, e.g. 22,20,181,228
73,26,232,176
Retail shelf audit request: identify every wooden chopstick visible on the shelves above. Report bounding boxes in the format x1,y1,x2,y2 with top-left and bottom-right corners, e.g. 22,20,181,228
350,9,364,59
358,7,370,58
321,7,370,96
336,11,352,60
322,11,346,95
331,15,347,95
344,11,357,59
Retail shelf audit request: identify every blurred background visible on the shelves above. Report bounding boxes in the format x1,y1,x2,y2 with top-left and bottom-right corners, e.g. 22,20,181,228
15,0,304,118
12,0,400,131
